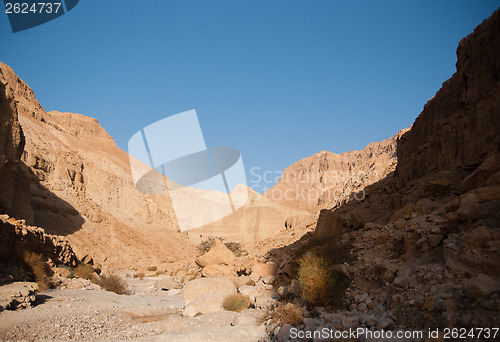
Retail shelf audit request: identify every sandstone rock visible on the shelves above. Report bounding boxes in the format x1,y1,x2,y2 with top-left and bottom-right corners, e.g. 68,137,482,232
0,282,38,311
350,208,374,229
415,198,436,214
196,239,237,268
424,179,453,197
466,274,500,298
262,275,276,285
183,289,229,317
201,264,235,278
182,277,236,306
238,285,261,302
227,275,251,289
156,277,181,291
459,155,500,192
456,193,479,221
250,262,277,280
394,268,412,288
428,234,443,248
461,226,492,248
264,130,405,213
388,203,415,223
288,279,302,297
396,11,500,183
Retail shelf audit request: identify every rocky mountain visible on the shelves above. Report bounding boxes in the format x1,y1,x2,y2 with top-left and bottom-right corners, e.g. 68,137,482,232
264,129,408,213
272,8,500,330
0,62,195,269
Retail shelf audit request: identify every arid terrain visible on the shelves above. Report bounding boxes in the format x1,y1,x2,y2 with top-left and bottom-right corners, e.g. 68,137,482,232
1,8,500,342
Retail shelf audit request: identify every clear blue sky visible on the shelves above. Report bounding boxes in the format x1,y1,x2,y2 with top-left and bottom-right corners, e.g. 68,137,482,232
1,1,498,192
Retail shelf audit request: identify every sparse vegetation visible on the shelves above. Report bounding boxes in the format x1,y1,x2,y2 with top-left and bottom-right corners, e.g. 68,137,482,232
155,270,165,276
97,275,127,294
296,253,349,306
198,237,247,256
136,272,145,279
198,237,217,254
224,241,247,257
223,293,251,312
147,266,157,272
297,253,331,304
23,251,52,290
73,263,95,280
273,302,303,326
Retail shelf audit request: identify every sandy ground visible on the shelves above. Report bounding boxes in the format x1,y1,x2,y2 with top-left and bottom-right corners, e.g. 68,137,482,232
0,278,268,342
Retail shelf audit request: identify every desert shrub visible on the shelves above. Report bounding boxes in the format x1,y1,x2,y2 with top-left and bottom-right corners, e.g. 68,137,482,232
297,254,331,304
297,253,348,306
23,251,52,290
147,266,157,272
273,302,303,326
224,241,247,257
74,263,95,280
135,272,145,279
198,237,216,254
223,293,250,312
155,270,166,276
97,275,127,294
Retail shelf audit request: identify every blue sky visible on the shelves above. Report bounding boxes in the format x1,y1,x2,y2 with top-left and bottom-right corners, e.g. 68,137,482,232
1,0,498,192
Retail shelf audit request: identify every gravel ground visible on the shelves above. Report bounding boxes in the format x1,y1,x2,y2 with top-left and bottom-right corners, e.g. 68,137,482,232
0,284,265,341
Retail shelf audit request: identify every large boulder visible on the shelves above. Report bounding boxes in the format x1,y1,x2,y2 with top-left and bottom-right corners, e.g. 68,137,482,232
196,239,237,268
182,277,236,316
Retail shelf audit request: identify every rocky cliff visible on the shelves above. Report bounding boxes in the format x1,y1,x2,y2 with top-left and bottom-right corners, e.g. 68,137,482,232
270,8,500,331
0,62,196,269
396,9,500,181
265,129,408,213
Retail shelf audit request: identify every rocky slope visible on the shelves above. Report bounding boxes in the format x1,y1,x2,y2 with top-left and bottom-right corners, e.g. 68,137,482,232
264,129,408,213
270,8,500,333
0,62,196,269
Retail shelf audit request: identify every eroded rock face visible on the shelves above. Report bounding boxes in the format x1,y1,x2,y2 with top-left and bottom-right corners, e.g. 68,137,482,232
396,10,500,182
265,129,408,213
291,9,500,331
0,64,30,221
0,61,196,269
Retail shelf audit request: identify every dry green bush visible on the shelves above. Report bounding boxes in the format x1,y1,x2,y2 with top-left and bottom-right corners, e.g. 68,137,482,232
23,251,52,290
74,263,94,280
273,303,303,326
97,275,127,294
223,293,250,312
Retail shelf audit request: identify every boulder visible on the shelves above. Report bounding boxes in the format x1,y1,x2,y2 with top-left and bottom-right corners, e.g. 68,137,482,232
388,204,415,223
466,274,500,298
201,264,235,278
182,277,236,306
196,239,237,268
156,277,182,291
183,290,230,317
251,262,278,281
